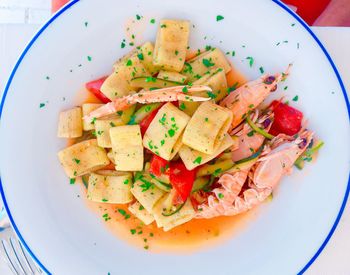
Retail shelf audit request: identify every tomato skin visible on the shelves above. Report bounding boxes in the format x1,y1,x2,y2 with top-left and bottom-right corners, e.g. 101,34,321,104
85,76,111,103
149,155,169,177
269,100,303,136
169,161,197,204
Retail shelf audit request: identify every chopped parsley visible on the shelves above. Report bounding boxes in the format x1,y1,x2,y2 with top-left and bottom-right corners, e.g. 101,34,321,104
207,91,217,99
45,76,50,80
292,95,299,101
228,82,239,93
168,129,175,137
121,40,126,48
73,158,80,164
87,56,92,62
175,50,179,56
102,198,108,202
248,104,254,109
91,117,97,125
213,168,222,177
137,53,144,60
182,86,188,93
102,213,111,221
126,59,132,66
160,139,165,146
97,130,104,136
218,193,224,199
247,130,255,137
130,229,136,235
205,117,209,122
123,179,129,185
160,24,167,28
259,66,264,74
118,209,127,216
136,14,142,20
202,58,215,67
193,156,202,164
179,102,186,110
70,178,76,184
150,18,155,24
84,21,88,27
145,76,157,83
216,15,224,21
139,205,144,211
39,103,46,108
109,122,116,127
246,56,254,67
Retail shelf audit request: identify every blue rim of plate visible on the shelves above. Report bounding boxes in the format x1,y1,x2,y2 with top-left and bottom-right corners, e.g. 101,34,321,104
0,0,349,274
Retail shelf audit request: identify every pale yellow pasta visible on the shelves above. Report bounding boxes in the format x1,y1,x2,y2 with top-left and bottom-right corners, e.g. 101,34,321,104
87,172,133,203
181,48,231,81
137,42,159,74
157,70,187,83
153,195,195,231
131,174,165,213
182,101,233,154
101,53,150,100
179,134,234,170
82,103,103,131
57,139,110,178
128,201,155,225
143,103,190,160
153,19,190,72
193,68,228,102
94,116,124,148
57,107,83,138
110,125,143,171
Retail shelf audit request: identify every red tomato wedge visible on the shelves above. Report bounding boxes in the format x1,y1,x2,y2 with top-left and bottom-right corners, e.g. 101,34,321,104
149,155,169,177
139,106,162,136
169,161,197,204
269,100,303,136
85,76,111,104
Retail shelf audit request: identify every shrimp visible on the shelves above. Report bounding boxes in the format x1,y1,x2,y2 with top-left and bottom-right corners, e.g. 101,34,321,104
195,130,313,218
84,85,212,121
231,110,273,162
220,66,291,129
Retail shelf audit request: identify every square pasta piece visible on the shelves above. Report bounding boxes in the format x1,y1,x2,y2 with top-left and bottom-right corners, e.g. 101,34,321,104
152,195,195,231
87,171,133,204
153,19,190,72
101,52,150,100
128,201,155,225
181,48,231,81
110,125,143,171
58,139,110,178
179,134,235,170
131,173,165,213
182,101,233,154
143,103,190,160
57,107,83,138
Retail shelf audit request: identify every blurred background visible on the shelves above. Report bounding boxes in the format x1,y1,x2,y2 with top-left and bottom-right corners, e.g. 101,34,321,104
0,0,349,26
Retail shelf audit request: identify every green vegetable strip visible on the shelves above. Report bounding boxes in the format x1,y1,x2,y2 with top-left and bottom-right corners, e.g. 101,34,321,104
162,203,185,216
128,103,161,125
235,146,264,165
196,159,234,177
246,114,275,140
294,140,324,170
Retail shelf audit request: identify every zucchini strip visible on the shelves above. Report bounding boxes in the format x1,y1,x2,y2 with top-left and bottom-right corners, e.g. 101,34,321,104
162,203,185,217
128,103,161,125
294,140,324,170
246,114,275,140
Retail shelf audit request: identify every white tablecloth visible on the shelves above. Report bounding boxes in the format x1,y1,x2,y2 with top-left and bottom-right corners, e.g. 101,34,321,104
0,25,349,275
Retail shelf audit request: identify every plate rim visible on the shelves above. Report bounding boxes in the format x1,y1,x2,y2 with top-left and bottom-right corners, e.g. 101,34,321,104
0,0,349,274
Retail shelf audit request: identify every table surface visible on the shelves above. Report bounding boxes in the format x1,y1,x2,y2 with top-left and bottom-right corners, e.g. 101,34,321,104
0,25,349,275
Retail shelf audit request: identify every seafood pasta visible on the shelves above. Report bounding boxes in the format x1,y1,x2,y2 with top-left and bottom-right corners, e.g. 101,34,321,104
57,19,323,234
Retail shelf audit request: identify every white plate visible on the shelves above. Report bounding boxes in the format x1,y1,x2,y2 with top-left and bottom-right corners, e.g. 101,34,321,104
0,0,349,274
